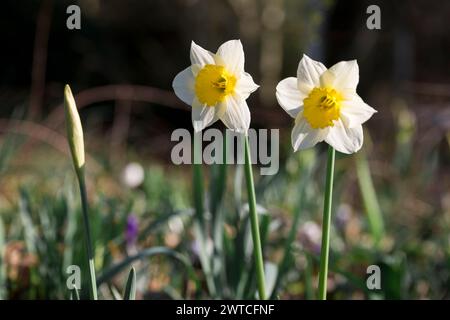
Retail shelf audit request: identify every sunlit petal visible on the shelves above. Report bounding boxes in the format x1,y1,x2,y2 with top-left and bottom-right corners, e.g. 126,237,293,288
219,94,250,133
325,119,363,154
276,77,305,118
216,39,245,75
297,54,327,94
172,66,195,105
190,41,215,66
291,116,328,151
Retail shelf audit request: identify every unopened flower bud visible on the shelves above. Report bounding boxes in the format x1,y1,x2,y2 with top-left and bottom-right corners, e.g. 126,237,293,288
64,84,85,178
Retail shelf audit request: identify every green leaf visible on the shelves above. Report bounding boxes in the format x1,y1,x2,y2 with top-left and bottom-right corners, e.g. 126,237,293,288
123,267,136,300
356,151,385,246
270,150,316,299
109,285,123,300
138,208,193,243
97,246,198,294
70,288,80,300
0,217,6,299
18,189,38,254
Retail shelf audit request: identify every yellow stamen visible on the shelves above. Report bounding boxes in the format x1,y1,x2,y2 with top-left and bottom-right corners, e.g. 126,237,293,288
195,64,237,106
303,87,342,129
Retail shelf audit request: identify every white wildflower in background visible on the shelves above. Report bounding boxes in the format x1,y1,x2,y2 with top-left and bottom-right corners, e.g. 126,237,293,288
298,221,322,255
172,40,259,133
276,55,377,154
121,162,145,188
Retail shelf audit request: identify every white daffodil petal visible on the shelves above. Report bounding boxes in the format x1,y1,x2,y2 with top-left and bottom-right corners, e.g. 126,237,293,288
297,54,327,94
236,72,259,100
320,60,359,91
325,119,363,154
219,94,250,133
172,66,195,105
216,39,245,74
192,99,218,132
291,117,328,151
191,64,202,76
340,94,377,128
276,77,304,118
190,41,215,66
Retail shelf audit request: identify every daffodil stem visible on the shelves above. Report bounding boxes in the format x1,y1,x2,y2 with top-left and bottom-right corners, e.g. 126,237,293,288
244,135,266,300
78,174,98,300
318,146,335,300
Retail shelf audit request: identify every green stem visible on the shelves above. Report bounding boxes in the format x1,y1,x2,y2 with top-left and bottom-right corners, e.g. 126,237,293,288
318,146,335,300
243,135,266,300
78,174,98,300
305,253,314,300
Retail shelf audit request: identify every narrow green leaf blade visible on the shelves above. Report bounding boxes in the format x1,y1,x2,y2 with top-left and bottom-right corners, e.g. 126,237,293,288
123,267,136,300
70,288,80,300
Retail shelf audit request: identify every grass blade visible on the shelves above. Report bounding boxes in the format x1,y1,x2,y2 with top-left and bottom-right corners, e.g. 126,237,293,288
270,151,315,299
96,246,198,294
356,151,385,246
0,217,6,299
70,288,80,300
123,267,136,300
192,132,217,297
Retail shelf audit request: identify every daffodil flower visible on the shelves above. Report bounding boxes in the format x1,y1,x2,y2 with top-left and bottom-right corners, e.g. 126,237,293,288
172,40,259,133
276,54,377,154
173,40,266,299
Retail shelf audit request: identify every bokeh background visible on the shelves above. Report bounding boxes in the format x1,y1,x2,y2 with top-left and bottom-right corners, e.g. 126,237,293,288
0,0,449,299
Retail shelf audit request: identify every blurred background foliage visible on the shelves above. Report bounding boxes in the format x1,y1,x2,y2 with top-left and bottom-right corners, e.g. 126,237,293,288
0,0,449,299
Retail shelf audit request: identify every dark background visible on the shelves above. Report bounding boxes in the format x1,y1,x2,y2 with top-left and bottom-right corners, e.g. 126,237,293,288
1,0,448,162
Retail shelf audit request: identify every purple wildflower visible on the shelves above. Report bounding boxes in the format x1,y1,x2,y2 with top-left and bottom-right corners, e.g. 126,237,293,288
125,214,139,247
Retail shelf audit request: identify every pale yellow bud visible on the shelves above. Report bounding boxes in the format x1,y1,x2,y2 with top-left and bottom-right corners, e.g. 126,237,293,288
64,84,85,177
